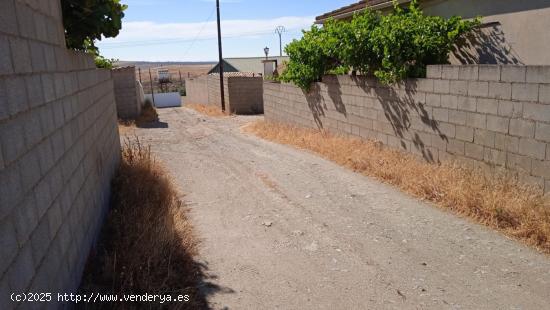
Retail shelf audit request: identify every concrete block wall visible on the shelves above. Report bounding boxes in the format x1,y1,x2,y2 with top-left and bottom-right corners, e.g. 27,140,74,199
227,76,264,114
112,66,141,119
205,75,229,108
0,0,120,308
185,75,263,114
185,75,209,105
264,65,550,192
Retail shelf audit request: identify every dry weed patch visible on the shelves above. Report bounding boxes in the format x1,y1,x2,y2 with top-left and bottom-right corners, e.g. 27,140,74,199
186,103,228,117
136,100,159,126
80,138,207,309
244,120,550,253
118,119,136,136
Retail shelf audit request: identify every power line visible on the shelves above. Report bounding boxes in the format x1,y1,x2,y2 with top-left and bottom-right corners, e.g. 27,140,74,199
97,8,216,52
181,7,216,59
99,29,302,49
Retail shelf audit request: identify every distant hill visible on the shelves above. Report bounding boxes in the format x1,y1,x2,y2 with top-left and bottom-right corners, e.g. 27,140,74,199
120,62,216,93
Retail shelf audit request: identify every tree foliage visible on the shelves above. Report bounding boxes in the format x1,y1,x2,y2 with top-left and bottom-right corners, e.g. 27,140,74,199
61,0,127,53
280,0,480,90
94,55,118,69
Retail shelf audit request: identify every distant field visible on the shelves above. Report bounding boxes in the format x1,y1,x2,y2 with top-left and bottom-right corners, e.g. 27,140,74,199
116,61,216,94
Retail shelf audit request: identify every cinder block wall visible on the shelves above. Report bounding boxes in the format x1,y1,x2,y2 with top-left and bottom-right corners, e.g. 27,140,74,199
227,77,264,114
185,75,209,104
206,75,230,109
185,75,263,114
264,65,550,192
112,66,140,119
0,0,120,306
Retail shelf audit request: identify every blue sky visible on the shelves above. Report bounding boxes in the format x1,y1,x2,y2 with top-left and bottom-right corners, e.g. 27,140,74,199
96,0,353,62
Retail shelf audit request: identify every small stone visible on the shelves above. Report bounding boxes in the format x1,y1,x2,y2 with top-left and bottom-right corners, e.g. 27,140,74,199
262,221,273,227
305,241,318,252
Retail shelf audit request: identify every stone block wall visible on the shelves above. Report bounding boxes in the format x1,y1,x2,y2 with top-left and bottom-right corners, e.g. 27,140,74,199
227,76,264,114
185,75,263,114
205,75,229,109
185,75,209,105
264,65,550,192
112,66,141,119
0,0,120,308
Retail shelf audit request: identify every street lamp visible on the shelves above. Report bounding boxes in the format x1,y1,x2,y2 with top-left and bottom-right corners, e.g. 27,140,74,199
264,47,270,60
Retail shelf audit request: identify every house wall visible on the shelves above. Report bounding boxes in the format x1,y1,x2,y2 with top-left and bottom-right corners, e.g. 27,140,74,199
422,0,550,65
264,65,550,192
321,0,550,65
112,66,141,119
185,75,264,114
0,0,120,307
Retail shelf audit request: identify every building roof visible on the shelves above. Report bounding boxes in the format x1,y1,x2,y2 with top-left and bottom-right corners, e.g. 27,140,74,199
315,0,410,23
208,56,289,74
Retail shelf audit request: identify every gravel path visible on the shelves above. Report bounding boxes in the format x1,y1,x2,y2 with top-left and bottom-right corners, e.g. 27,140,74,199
130,107,550,310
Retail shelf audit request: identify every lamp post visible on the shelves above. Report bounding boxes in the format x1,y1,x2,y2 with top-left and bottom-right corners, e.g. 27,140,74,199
264,47,270,60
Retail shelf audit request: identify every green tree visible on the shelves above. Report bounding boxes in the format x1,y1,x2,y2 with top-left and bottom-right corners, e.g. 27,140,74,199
61,0,127,53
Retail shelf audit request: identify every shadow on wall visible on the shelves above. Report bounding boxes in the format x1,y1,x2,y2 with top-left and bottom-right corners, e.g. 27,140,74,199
452,22,523,65
305,84,326,128
305,76,348,129
303,76,447,163
370,79,445,163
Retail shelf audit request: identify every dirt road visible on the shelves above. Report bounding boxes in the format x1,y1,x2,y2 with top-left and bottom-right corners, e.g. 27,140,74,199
130,107,550,310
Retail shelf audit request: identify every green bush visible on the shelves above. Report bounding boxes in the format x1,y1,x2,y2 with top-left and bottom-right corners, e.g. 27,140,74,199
281,0,479,90
94,55,118,69
279,26,336,90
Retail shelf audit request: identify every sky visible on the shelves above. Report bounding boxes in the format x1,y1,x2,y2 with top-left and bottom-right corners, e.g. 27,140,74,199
96,0,353,62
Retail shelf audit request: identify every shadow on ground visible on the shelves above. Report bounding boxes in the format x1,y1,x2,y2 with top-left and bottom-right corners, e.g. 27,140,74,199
304,75,445,163
77,137,233,309
79,244,233,310
136,120,169,129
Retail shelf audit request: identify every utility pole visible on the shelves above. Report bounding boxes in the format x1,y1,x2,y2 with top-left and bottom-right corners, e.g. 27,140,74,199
216,0,226,112
275,26,286,56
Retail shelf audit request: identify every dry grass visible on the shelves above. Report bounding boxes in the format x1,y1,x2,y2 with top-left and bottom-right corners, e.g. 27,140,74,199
136,100,159,126
244,120,550,253
118,119,136,136
186,103,228,117
80,138,207,309
117,101,160,136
